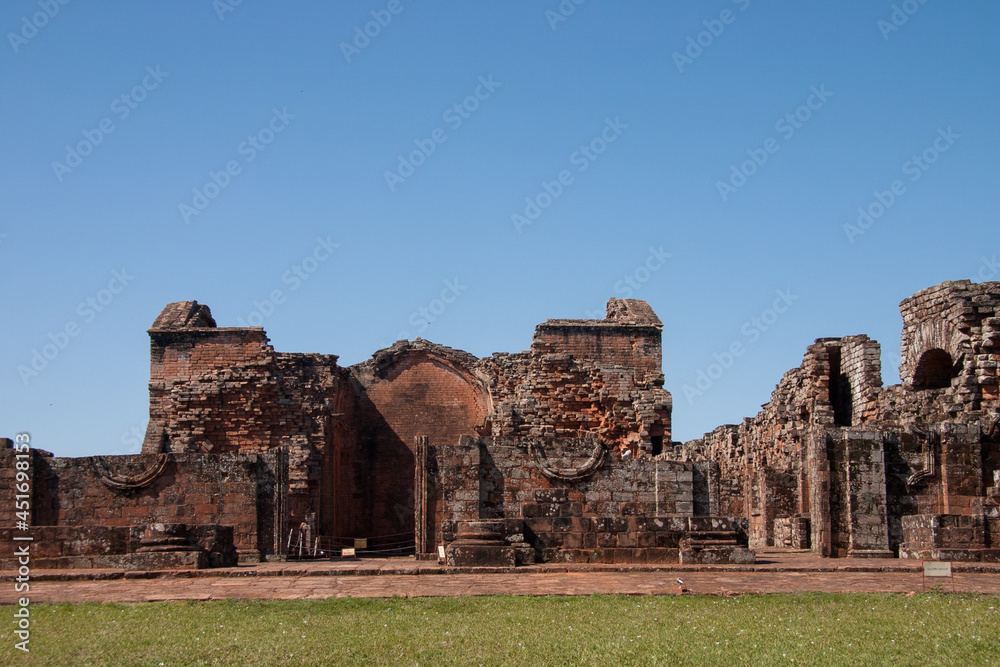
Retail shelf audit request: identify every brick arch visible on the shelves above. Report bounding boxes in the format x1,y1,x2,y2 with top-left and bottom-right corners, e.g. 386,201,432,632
342,346,491,542
902,319,968,387
366,351,491,450
912,348,958,389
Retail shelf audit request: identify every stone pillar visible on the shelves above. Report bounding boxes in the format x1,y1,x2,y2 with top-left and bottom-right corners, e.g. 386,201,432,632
843,430,893,558
809,429,833,557
414,435,432,558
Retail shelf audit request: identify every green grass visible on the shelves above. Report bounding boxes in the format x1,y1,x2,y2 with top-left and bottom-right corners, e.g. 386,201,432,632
3,592,999,666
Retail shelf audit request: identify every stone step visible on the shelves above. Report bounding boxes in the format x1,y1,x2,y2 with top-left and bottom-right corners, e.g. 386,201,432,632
684,539,739,547
685,530,739,541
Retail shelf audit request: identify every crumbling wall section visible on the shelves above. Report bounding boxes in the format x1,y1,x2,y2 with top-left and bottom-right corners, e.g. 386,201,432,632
674,425,745,517
274,353,351,533
881,280,1000,424
675,335,883,548
0,448,284,564
839,335,883,425
482,298,672,456
138,297,676,551
143,301,282,454
141,301,353,532
422,436,745,563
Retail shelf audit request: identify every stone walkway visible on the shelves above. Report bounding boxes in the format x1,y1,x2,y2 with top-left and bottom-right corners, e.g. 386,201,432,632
3,550,999,604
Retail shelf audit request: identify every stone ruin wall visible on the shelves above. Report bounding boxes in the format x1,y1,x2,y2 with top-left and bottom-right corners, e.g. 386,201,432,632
417,436,743,564
482,298,671,455
3,279,997,568
880,280,1000,425
143,302,351,537
0,445,283,569
673,334,881,549
84,296,674,564
675,280,1000,559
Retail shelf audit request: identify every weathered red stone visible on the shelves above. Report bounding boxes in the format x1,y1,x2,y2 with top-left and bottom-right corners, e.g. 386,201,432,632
3,280,998,569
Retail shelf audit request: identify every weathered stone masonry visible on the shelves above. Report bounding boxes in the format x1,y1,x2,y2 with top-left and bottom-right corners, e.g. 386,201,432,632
679,280,1000,561
0,446,282,569
2,280,997,568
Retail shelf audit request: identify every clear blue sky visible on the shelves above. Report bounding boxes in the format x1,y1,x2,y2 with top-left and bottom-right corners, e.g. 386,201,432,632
2,1,998,457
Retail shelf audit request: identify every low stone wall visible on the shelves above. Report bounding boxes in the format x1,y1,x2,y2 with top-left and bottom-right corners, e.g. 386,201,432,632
0,447,284,567
0,524,237,570
441,515,752,565
425,438,751,565
898,513,999,561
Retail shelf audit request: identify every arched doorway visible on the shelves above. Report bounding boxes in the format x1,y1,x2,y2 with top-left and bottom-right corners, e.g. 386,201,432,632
342,344,490,555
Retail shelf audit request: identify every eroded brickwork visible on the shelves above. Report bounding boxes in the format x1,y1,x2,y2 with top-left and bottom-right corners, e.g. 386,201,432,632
0,447,282,568
2,296,689,568
481,298,670,453
882,280,1000,423
419,436,744,563
3,280,997,569
675,280,1000,561
674,334,882,548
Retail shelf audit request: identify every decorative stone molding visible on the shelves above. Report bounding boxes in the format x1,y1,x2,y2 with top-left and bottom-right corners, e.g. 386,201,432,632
90,454,168,491
529,440,606,481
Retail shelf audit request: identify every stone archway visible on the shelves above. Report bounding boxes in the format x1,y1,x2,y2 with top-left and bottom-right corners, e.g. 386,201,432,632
902,319,968,388
345,343,490,552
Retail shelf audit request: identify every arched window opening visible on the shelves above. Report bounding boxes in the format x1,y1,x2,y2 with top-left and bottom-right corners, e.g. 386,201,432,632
912,348,958,389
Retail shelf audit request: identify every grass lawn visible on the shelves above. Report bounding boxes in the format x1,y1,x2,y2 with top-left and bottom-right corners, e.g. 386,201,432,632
3,592,999,666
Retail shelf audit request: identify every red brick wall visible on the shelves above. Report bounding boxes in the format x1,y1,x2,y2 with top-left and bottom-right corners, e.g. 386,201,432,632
421,436,743,562
153,329,272,379
895,280,1000,419
532,323,662,374
366,355,489,450
485,320,672,452
146,329,279,453
0,451,278,558
346,352,489,541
